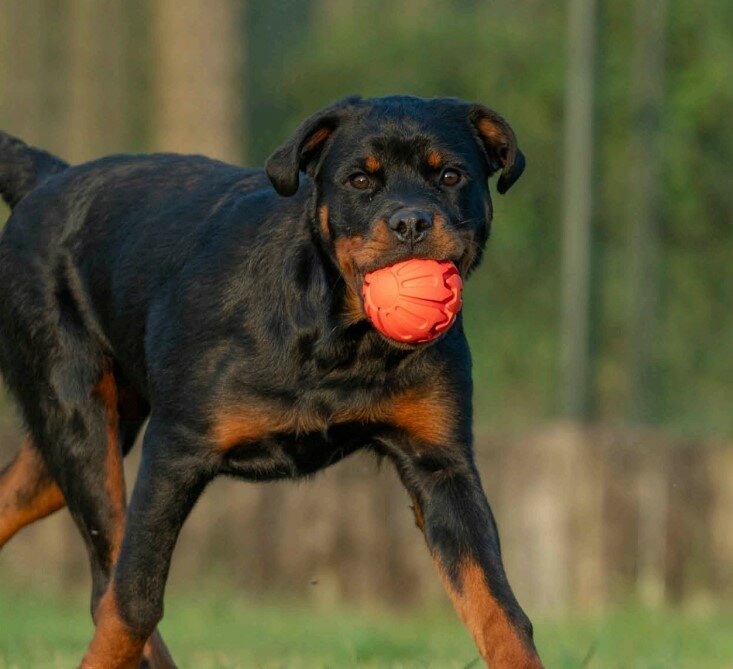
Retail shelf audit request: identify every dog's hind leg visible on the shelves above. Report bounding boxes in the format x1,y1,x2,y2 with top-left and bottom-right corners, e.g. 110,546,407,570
0,436,65,548
14,346,174,668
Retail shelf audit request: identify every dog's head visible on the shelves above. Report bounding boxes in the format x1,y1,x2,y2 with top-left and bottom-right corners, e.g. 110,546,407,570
266,95,525,319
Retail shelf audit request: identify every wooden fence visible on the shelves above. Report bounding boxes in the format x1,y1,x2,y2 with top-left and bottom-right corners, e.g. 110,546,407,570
1,422,732,613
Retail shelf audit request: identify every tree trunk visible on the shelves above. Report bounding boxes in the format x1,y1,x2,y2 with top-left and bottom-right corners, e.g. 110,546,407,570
151,0,245,164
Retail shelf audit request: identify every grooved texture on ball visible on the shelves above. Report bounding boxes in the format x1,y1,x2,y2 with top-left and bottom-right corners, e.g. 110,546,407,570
361,259,463,343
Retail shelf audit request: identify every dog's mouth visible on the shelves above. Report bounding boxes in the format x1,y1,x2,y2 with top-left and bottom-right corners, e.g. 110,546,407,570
352,257,463,348
353,248,468,291
334,221,472,336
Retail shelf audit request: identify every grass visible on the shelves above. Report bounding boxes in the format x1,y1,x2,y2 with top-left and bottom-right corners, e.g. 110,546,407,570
0,582,732,668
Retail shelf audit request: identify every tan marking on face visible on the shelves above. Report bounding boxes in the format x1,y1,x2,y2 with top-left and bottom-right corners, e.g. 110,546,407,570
302,127,331,153
431,214,467,262
0,437,65,547
365,155,381,173
427,150,443,169
82,586,146,669
336,217,467,291
334,235,363,282
348,220,394,269
342,284,365,325
333,235,368,325
93,367,126,565
318,204,331,240
436,558,543,668
458,230,478,275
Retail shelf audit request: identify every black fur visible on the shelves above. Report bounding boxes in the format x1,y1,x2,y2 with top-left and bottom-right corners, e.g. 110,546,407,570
0,95,539,667
0,131,68,208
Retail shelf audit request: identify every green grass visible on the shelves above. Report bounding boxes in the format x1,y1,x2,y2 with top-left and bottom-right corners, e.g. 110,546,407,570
0,583,732,668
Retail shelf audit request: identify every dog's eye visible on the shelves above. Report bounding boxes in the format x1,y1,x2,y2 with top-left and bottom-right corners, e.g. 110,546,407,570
348,173,371,190
440,169,462,187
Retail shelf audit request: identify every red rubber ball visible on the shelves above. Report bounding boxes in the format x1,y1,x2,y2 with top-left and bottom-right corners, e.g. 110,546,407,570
361,259,463,343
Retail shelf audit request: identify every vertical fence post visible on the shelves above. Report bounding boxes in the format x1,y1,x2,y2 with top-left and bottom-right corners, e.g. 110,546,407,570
627,0,668,424
560,0,598,421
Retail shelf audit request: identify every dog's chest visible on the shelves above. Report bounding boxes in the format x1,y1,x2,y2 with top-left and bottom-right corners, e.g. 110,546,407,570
213,384,395,450
214,374,453,482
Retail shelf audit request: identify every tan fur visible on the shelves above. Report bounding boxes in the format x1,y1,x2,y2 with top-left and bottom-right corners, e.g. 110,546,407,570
476,117,508,149
436,558,544,668
213,383,456,451
302,127,331,153
82,587,146,669
93,369,126,565
0,437,65,547
427,150,443,169
365,155,381,173
318,204,331,240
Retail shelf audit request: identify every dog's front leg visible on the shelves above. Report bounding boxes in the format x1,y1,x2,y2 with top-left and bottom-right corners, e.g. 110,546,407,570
385,435,544,669
80,421,214,669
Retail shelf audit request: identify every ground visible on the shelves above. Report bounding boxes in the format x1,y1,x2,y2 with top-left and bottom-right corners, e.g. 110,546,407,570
0,583,731,668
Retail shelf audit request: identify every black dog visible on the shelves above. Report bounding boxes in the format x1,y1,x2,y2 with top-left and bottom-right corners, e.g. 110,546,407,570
0,95,543,668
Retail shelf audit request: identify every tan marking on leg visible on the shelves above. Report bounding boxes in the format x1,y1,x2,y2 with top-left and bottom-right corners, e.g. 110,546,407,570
90,370,176,667
93,368,126,564
0,437,65,547
142,629,178,668
427,150,443,169
82,587,146,669
436,558,543,669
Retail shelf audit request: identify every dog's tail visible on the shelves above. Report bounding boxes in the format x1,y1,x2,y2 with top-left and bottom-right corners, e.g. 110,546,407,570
0,131,68,210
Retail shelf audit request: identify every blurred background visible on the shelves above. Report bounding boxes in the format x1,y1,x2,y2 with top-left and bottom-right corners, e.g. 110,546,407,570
1,0,732,667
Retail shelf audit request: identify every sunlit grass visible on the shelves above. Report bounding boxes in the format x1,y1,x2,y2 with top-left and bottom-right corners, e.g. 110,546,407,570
0,582,731,668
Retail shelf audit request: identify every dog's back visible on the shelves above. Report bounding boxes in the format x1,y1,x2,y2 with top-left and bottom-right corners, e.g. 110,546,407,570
0,136,275,391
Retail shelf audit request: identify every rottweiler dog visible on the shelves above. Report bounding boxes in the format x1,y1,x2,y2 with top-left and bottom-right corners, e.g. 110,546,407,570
0,95,543,668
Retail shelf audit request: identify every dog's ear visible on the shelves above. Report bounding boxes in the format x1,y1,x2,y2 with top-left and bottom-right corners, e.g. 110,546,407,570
467,105,525,194
265,95,362,197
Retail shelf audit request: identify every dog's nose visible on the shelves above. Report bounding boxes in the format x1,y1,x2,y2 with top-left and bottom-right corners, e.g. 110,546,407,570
387,209,433,243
